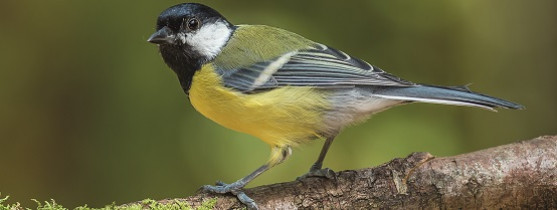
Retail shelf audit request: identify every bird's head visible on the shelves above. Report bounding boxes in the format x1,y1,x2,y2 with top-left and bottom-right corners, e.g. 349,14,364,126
148,3,233,72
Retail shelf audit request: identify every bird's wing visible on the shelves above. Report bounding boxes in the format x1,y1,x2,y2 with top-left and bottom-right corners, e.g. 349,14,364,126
218,43,415,93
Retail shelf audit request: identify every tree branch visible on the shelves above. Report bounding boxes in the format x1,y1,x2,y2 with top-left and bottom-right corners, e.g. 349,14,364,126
143,135,557,209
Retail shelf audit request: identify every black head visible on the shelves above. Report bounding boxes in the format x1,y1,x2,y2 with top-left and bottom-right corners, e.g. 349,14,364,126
154,3,227,32
148,3,234,94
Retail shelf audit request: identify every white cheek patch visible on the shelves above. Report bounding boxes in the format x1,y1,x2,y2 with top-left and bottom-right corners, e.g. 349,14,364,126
177,33,186,44
185,21,232,59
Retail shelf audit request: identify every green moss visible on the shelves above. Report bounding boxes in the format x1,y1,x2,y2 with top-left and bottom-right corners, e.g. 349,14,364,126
0,194,216,210
1,195,15,210
1,195,23,210
196,198,217,210
32,199,67,210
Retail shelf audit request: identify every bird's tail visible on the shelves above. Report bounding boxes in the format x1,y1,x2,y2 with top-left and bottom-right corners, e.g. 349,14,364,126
372,84,524,111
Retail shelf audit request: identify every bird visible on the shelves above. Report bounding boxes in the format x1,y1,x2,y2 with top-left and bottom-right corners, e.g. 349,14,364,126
147,3,523,209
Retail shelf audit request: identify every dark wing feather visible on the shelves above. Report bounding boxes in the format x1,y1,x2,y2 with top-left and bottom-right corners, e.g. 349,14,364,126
218,44,414,93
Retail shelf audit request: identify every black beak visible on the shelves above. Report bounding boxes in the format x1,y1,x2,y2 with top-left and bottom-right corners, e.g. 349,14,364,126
147,26,175,44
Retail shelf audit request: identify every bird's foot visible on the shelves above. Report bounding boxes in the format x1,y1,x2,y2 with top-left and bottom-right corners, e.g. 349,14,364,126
202,181,258,210
296,168,336,180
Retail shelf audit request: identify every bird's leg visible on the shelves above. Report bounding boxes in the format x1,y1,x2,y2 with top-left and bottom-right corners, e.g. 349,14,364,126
202,146,291,210
297,135,337,180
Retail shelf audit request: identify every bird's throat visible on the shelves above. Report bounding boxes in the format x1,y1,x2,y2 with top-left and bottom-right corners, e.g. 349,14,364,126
159,45,203,95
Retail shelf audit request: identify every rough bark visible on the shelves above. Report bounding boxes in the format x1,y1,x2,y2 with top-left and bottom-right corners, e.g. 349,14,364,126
141,135,557,209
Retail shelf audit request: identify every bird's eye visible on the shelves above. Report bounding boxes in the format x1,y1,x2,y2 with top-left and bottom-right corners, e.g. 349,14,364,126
186,18,200,30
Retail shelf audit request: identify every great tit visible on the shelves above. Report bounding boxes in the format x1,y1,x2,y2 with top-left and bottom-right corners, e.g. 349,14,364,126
148,3,523,208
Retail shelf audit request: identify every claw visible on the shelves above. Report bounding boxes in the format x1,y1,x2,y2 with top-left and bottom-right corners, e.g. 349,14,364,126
297,168,336,180
202,181,259,209
234,191,258,210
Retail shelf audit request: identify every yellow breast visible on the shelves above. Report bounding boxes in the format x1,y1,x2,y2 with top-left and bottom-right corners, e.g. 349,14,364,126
188,64,330,147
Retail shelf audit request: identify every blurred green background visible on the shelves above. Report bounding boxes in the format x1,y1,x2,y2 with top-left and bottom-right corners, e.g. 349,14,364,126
0,0,555,208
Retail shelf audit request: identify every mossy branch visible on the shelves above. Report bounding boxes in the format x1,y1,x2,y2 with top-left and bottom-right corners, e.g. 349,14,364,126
143,135,557,209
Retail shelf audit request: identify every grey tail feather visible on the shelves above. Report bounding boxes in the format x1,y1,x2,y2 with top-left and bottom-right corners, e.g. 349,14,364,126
372,84,524,111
